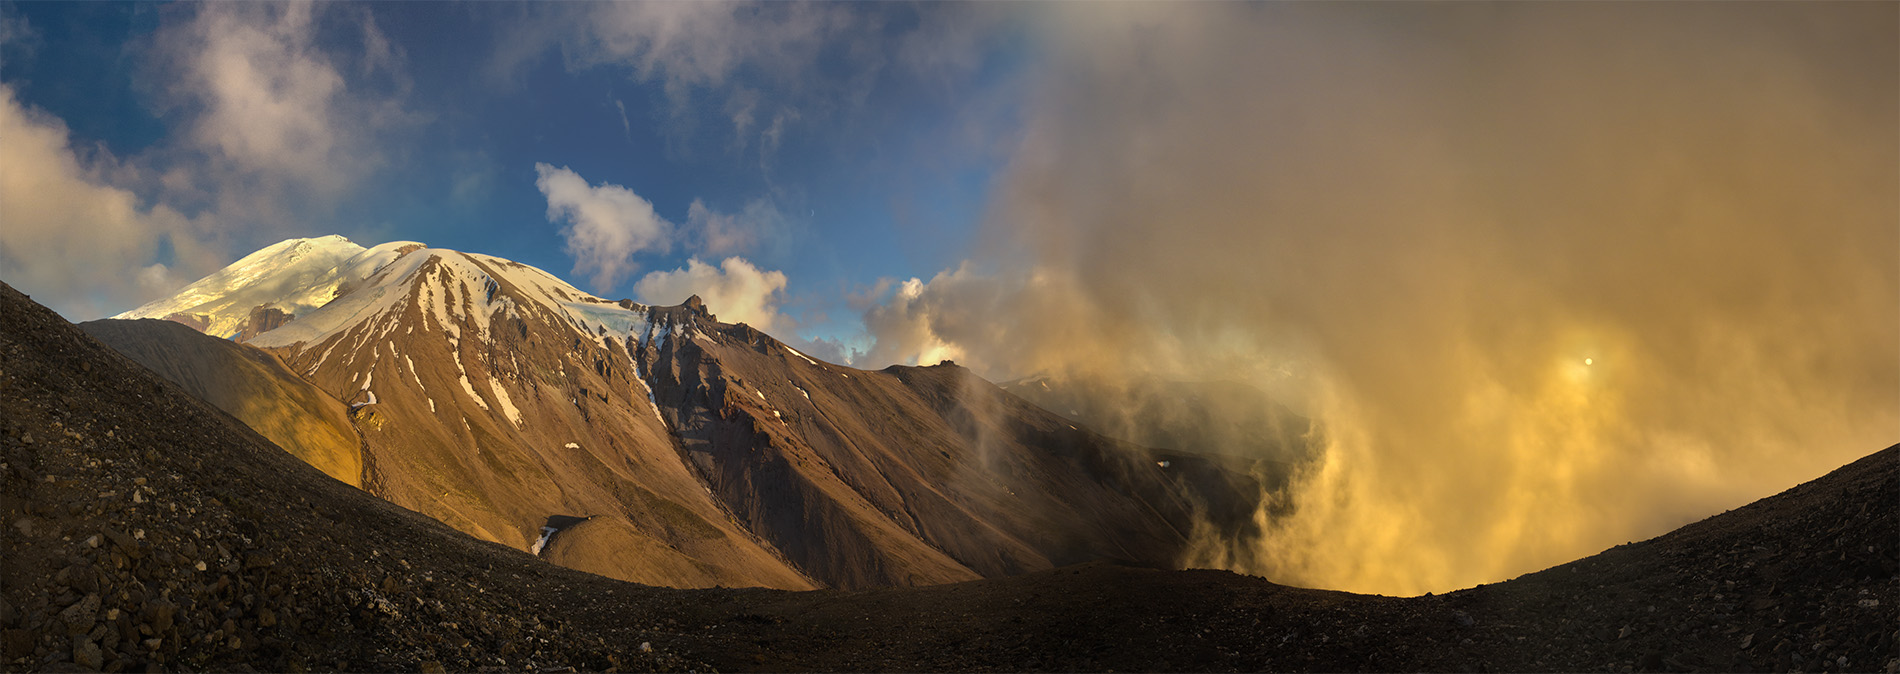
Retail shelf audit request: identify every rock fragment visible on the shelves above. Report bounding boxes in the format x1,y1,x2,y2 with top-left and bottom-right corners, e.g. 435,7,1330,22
59,594,100,636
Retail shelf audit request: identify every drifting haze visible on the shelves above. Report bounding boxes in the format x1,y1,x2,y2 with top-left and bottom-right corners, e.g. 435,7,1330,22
868,3,1899,594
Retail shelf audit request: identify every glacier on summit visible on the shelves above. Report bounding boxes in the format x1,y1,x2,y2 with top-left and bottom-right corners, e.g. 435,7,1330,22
122,235,677,359
116,236,419,340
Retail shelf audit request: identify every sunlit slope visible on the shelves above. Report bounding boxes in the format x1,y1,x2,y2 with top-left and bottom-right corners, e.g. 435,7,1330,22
246,246,816,590
79,318,364,486
3,280,703,672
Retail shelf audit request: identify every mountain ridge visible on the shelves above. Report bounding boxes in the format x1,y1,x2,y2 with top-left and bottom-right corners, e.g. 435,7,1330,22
102,236,1251,590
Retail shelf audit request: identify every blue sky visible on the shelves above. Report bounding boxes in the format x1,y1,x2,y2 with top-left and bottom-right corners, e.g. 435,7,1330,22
0,1,1030,359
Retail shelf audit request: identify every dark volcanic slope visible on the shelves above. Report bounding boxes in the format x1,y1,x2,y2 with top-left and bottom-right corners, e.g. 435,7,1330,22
6,280,1892,673
77,319,364,488
1,281,698,672
1000,373,1313,464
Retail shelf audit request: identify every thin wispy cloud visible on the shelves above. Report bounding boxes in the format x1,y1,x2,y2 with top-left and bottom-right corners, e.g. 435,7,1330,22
614,98,632,141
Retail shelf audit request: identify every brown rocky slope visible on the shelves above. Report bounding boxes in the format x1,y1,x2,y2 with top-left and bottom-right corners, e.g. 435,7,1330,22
76,319,364,488
633,300,1258,589
244,248,816,591
5,280,1893,672
151,240,1252,591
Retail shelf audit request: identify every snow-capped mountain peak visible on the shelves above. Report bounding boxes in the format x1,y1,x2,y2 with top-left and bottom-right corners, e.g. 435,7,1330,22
240,244,655,352
115,236,421,340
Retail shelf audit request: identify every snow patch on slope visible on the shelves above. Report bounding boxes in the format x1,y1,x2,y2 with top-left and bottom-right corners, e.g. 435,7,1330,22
455,352,489,411
465,252,656,349
459,379,488,410
529,526,558,556
636,375,666,426
489,378,521,427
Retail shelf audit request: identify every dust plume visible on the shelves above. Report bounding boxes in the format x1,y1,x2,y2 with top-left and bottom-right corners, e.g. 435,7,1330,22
873,3,1899,595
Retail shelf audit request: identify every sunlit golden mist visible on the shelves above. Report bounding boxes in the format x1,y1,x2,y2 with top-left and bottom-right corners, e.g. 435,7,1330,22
876,3,1899,595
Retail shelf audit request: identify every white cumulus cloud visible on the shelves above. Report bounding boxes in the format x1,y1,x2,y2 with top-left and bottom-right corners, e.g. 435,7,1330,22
535,163,673,293
1,2,416,320
153,1,415,223
0,85,209,319
634,257,788,333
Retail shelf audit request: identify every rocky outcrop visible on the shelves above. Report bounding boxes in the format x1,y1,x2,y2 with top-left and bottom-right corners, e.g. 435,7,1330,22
236,305,294,341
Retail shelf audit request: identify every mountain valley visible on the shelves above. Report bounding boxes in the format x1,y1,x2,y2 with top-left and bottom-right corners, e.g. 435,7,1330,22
4,277,1893,672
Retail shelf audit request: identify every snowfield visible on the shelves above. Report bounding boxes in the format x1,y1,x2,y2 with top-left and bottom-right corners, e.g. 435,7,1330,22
118,236,420,339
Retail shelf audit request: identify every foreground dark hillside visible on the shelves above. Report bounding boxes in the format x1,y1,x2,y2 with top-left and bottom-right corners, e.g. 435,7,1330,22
4,280,1893,672
2,282,703,672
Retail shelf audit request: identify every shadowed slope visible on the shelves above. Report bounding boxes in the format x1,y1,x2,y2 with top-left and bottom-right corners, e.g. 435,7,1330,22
574,443,1898,672
638,304,1305,589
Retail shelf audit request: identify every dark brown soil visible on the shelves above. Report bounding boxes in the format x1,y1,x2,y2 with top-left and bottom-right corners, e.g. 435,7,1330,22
4,279,1895,673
